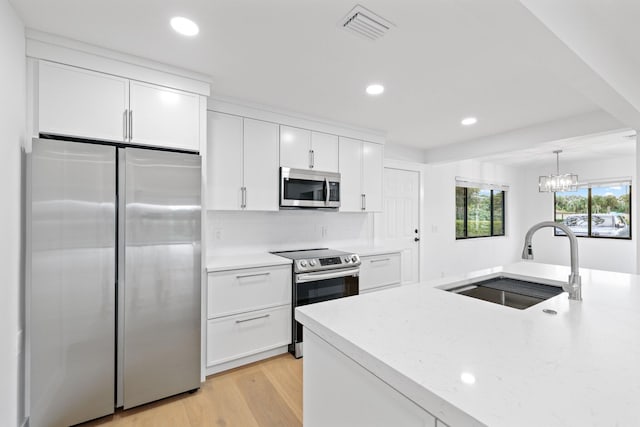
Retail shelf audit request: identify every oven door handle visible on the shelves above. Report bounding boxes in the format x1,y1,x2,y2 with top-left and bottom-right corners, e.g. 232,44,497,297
296,268,360,284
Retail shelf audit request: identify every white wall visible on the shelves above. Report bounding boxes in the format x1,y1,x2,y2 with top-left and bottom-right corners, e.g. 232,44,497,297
384,143,426,163
520,156,636,273
0,1,25,426
206,210,373,256
422,159,525,279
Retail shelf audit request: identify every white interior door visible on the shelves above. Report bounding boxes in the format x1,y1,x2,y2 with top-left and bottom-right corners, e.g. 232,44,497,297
379,167,420,284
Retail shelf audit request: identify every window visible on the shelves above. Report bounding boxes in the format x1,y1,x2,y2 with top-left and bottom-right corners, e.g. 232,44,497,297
456,186,506,239
554,182,631,239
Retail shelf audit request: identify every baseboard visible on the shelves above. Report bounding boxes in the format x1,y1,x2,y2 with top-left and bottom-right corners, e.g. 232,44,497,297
205,346,289,376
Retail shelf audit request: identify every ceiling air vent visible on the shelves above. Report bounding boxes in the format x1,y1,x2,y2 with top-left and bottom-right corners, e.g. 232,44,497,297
340,4,394,41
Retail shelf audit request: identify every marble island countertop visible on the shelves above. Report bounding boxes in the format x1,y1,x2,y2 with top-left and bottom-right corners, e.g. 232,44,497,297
295,262,640,427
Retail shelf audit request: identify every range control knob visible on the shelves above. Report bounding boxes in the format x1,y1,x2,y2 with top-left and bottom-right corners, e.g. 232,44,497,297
309,260,316,266
300,260,308,267
351,255,358,262
344,257,351,263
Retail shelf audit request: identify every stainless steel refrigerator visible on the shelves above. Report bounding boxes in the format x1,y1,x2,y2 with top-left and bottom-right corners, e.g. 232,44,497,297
27,138,202,427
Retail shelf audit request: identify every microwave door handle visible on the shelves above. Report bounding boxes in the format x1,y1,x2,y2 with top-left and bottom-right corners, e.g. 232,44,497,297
325,177,330,204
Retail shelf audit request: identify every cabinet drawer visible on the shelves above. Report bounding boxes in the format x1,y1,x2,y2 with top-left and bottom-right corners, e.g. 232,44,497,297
359,253,401,292
208,265,291,318
206,305,291,367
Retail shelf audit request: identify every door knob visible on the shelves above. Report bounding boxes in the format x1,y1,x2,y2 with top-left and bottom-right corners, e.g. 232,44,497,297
414,237,420,242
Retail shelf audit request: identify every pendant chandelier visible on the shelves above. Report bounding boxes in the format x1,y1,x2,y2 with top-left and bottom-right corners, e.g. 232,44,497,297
538,150,578,192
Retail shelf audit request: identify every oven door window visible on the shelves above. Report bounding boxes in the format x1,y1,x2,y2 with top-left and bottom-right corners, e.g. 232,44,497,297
284,178,325,202
296,275,358,306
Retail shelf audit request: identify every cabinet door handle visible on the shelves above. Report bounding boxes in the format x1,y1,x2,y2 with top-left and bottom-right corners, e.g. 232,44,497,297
123,110,128,140
129,110,133,141
235,314,270,324
371,258,391,263
241,187,247,209
361,194,366,211
309,150,314,169
236,272,270,279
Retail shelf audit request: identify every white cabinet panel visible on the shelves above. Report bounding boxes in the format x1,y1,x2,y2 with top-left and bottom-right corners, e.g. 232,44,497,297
339,137,363,212
280,125,311,170
207,112,243,210
436,420,450,427
207,265,291,318
129,81,200,151
244,119,279,211
38,61,128,142
207,305,291,367
362,141,383,212
359,253,401,292
304,329,435,427
311,132,339,172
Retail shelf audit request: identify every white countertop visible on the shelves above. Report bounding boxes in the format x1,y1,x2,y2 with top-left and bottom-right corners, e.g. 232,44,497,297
206,252,292,272
335,244,404,257
295,262,640,427
206,245,401,272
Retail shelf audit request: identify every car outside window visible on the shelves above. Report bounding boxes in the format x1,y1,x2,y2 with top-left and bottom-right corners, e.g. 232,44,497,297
554,183,631,239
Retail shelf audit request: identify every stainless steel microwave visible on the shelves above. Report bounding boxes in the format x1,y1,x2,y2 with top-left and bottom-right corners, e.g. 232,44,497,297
280,167,340,209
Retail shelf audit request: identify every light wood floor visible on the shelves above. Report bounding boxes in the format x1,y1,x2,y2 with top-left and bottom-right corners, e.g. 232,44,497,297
82,354,303,427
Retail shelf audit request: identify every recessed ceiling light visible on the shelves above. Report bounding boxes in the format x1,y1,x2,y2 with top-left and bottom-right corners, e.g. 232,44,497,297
461,117,478,126
170,17,199,37
366,84,385,96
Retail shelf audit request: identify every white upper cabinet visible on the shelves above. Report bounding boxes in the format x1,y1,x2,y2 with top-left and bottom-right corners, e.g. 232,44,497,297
243,118,279,211
339,137,383,212
207,112,279,211
280,126,311,170
39,61,129,143
311,132,339,172
37,60,201,151
280,126,339,172
129,81,200,151
362,141,383,212
339,137,363,212
207,112,244,210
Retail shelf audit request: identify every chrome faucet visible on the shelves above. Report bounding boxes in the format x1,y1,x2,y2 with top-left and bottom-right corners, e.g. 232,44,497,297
521,221,582,301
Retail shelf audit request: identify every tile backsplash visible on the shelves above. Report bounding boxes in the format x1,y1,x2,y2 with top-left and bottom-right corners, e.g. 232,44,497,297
206,210,374,255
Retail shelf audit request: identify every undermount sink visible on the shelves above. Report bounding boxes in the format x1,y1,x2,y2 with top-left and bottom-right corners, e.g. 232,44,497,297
446,276,563,310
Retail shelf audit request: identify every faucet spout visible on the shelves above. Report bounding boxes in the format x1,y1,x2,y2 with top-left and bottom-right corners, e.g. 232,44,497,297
521,221,582,301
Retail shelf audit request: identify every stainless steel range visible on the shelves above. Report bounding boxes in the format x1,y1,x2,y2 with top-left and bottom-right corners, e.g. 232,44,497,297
271,248,360,358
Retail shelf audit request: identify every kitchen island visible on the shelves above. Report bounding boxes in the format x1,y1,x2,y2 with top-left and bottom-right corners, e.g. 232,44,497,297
295,262,640,427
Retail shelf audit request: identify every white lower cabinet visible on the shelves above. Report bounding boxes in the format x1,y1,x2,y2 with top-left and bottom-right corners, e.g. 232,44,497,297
359,252,401,293
207,305,291,367
206,264,292,374
207,265,291,318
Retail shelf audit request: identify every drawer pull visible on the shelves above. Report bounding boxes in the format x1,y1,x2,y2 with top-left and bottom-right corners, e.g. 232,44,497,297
370,258,391,263
236,272,271,279
235,314,270,324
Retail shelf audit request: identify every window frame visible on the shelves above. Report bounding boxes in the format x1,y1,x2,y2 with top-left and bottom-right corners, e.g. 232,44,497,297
456,187,506,240
553,184,632,240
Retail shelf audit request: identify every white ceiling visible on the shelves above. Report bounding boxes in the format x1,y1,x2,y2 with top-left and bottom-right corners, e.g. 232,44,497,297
477,130,636,166
11,0,609,149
